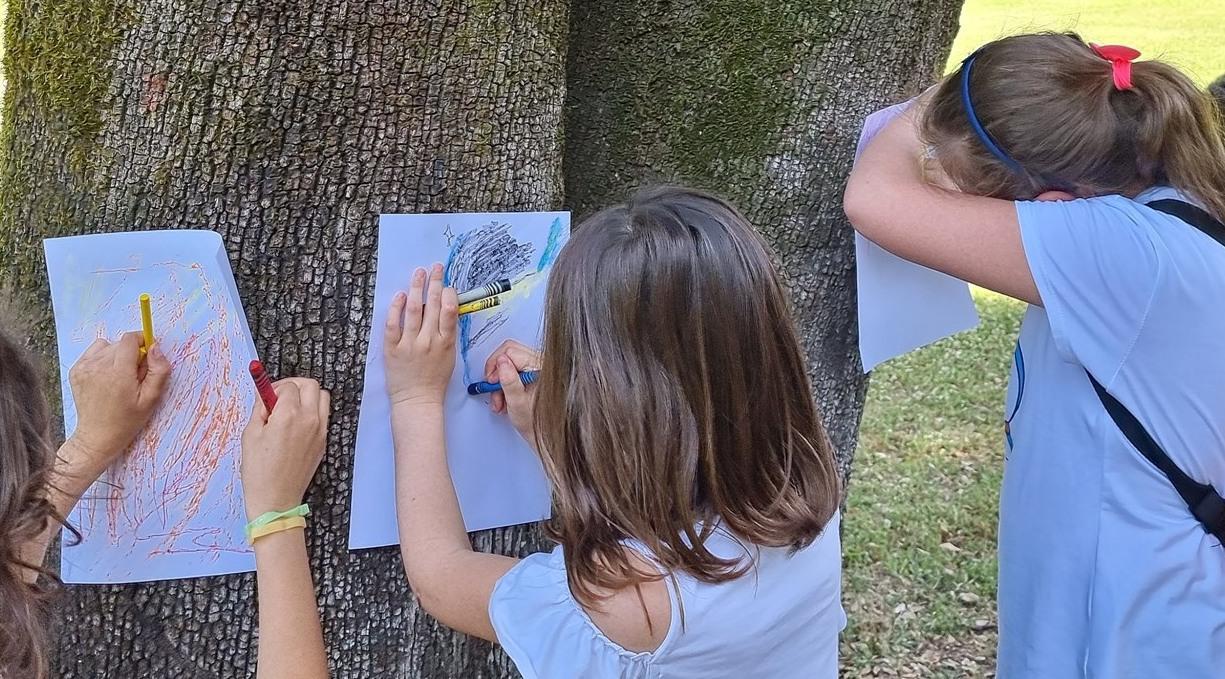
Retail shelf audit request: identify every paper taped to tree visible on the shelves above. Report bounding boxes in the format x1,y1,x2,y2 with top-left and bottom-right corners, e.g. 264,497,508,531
348,211,569,550
44,230,258,584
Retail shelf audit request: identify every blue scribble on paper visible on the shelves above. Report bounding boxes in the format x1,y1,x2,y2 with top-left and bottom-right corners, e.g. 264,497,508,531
536,217,564,270
444,221,538,383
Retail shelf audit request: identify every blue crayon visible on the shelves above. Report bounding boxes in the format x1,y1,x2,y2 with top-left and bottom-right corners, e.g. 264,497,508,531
467,370,539,395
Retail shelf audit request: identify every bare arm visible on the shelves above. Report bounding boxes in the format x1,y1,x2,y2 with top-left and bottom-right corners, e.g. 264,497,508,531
843,102,1042,305
21,334,170,581
385,265,518,642
241,378,332,679
252,531,327,679
20,440,109,581
392,401,518,640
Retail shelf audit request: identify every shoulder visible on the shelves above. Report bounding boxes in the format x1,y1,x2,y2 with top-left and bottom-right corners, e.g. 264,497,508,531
488,546,672,678
1015,194,1167,278
1016,193,1165,232
579,549,672,654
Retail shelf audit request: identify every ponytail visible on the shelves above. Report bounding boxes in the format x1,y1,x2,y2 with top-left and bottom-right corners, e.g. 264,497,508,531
1130,61,1225,221
921,32,1225,221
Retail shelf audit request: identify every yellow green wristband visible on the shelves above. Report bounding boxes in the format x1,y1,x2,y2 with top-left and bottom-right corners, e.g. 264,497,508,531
247,516,307,544
245,504,310,542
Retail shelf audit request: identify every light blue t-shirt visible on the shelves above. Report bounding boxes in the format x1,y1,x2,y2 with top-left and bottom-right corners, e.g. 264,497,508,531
488,514,844,679
1003,187,1225,678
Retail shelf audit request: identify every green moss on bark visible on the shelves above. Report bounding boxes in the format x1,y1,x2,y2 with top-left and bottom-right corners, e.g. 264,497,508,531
565,0,812,213
2,0,132,160
656,1,803,177
0,0,131,288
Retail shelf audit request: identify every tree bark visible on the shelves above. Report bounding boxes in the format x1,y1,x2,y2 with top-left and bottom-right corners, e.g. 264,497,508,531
0,1,566,677
565,0,964,478
0,0,962,676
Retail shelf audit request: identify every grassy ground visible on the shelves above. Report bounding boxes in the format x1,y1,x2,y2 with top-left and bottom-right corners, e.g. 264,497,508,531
948,0,1224,84
841,291,1021,678
841,2,1223,676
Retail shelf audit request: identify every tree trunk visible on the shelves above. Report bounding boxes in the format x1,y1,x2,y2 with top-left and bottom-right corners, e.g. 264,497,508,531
0,0,962,677
0,1,566,677
565,0,964,478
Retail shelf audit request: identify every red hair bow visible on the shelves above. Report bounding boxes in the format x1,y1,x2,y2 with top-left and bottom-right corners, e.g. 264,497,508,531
1090,43,1142,90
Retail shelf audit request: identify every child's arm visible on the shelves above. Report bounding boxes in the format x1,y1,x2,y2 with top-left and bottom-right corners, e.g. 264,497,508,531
843,102,1043,305
240,377,331,679
384,265,520,642
21,333,170,580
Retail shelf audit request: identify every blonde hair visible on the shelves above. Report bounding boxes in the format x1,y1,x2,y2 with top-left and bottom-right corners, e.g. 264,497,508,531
922,32,1225,221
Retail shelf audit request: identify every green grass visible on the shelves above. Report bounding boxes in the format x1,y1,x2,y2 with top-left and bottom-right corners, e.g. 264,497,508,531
948,0,1224,85
841,291,1022,677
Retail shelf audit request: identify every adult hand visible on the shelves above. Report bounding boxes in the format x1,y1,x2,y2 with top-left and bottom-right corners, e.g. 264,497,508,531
66,332,171,481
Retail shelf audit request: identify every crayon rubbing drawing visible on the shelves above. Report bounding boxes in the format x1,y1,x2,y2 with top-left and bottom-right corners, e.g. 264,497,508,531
348,212,569,550
445,218,564,383
45,231,258,584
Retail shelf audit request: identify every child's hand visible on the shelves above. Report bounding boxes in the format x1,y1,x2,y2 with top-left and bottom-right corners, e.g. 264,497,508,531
65,332,171,481
384,264,459,407
240,378,330,518
483,339,540,445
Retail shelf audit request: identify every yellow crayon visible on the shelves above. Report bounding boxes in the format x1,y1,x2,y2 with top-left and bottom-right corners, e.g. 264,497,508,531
139,293,155,356
457,295,503,316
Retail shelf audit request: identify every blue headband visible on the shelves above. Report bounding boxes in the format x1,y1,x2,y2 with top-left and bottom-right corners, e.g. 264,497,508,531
960,53,1023,174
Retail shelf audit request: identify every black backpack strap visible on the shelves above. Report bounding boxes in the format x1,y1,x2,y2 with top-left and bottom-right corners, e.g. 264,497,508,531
1084,197,1225,542
1147,198,1225,246
1086,372,1225,542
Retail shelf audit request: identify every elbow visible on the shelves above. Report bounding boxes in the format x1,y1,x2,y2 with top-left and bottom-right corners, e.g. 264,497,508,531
842,177,876,237
400,556,450,623
407,571,443,618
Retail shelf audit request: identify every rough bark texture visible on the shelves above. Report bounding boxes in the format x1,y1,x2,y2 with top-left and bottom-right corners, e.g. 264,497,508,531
566,0,964,479
0,0,963,677
0,1,566,677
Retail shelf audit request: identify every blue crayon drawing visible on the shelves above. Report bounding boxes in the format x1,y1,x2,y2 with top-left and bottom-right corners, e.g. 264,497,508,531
444,217,566,382
537,217,564,270
351,210,570,550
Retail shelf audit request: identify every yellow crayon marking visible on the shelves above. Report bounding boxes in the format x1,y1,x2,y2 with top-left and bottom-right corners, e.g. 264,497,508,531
139,293,154,357
458,295,503,316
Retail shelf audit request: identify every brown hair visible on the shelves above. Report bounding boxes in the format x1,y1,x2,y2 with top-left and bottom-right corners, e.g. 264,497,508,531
922,32,1225,221
0,303,62,679
533,185,840,610
1211,74,1225,111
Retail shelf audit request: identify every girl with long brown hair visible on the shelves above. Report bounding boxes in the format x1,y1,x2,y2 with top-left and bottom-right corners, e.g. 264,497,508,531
846,32,1225,677
386,186,845,677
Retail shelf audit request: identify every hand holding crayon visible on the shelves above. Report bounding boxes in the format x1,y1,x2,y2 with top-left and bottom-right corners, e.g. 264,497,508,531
480,339,541,445
66,332,171,480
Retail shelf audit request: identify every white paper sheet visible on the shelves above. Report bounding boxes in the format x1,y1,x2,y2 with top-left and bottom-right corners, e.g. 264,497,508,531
854,102,980,372
44,230,257,583
348,212,569,550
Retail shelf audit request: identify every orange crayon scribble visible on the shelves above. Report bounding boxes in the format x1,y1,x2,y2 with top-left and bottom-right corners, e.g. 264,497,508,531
74,260,254,562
